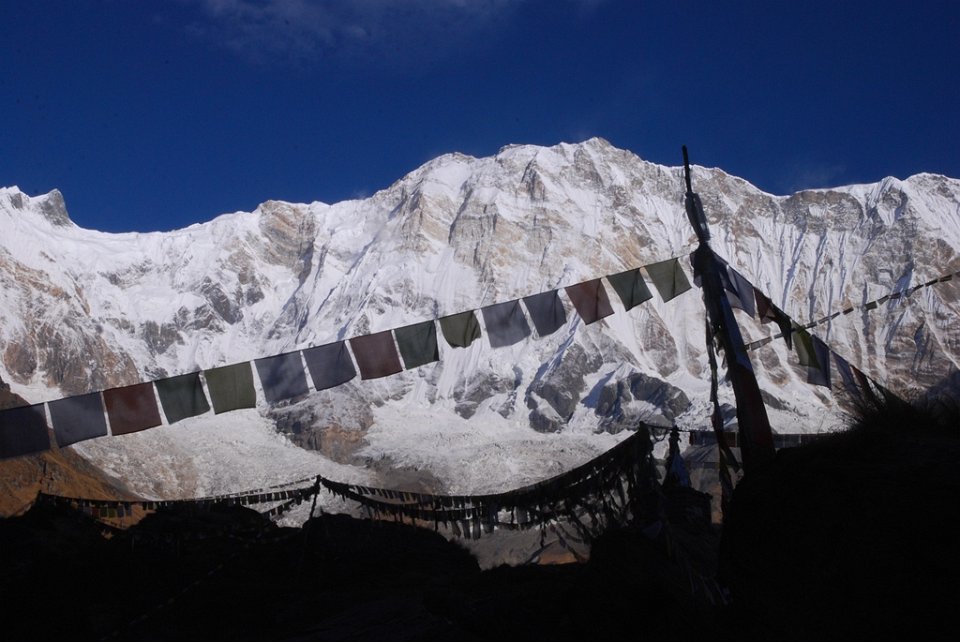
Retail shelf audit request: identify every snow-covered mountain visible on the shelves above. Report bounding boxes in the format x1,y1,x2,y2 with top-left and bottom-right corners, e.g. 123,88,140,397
2,138,958,503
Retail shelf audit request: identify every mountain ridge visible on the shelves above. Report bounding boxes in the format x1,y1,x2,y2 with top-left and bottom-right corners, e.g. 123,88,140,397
1,139,958,501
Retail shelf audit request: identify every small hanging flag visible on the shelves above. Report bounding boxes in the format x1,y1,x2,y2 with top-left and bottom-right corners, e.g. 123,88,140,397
522,290,567,337
606,268,653,311
255,352,310,403
725,267,757,318
439,311,482,348
204,362,257,414
302,341,357,391
0,403,51,459
643,258,692,302
104,382,163,436
832,352,860,399
565,279,614,324
155,372,210,424
809,336,831,388
755,287,793,348
794,327,830,387
49,392,109,448
350,331,404,379
481,300,532,347
394,320,440,369
793,326,818,368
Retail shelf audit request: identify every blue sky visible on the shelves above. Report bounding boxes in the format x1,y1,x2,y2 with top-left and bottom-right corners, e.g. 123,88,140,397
2,0,958,232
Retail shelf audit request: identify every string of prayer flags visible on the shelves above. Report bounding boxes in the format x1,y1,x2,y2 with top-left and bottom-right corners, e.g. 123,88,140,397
394,320,440,369
255,352,309,403
204,362,257,414
644,257,692,302
104,382,162,436
0,403,50,459
481,300,532,347
606,268,653,311
439,310,482,348
350,331,404,379
49,392,109,448
155,372,210,424
565,279,614,324
522,290,567,337
303,341,357,390
755,287,793,348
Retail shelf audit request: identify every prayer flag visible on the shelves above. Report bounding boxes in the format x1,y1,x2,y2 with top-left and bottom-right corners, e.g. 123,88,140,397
522,290,567,337
439,311,482,348
480,300,532,347
725,267,757,318
606,268,653,311
833,352,860,399
49,392,108,448
350,331,403,379
255,352,309,403
0,403,50,459
794,328,829,387
303,341,357,390
755,287,793,348
793,327,819,368
394,320,440,369
809,336,831,387
104,382,162,436
643,258,692,302
155,372,210,424
564,279,614,324
852,366,880,405
204,362,257,414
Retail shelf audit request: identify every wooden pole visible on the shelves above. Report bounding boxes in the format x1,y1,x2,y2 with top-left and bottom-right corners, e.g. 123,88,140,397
683,146,775,474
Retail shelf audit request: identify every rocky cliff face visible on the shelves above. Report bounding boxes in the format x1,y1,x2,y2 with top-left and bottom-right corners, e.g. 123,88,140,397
1,138,958,498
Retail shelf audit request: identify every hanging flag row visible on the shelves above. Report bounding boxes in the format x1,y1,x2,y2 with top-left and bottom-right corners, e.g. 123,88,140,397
0,256,694,460
37,478,319,521
714,261,925,401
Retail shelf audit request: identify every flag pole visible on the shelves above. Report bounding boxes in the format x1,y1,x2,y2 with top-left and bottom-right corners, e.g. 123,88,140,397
683,146,775,474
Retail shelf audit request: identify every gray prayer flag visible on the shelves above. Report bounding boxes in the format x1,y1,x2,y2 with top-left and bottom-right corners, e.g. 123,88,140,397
0,403,50,459
606,268,653,311
481,300,532,348
204,362,257,414
833,352,860,399
49,392,108,448
155,372,210,424
255,352,309,403
104,382,162,436
303,341,357,390
726,267,757,318
439,311,482,348
809,336,831,388
394,320,440,369
644,258,692,302
564,279,614,324
350,331,403,379
522,290,566,337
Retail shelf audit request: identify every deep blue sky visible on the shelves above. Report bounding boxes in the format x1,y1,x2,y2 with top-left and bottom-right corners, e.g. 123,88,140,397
2,0,958,232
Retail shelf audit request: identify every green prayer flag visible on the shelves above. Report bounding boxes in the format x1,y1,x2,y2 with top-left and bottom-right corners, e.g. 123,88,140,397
439,311,482,348
203,362,256,414
643,258,692,302
606,268,653,311
394,320,440,369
